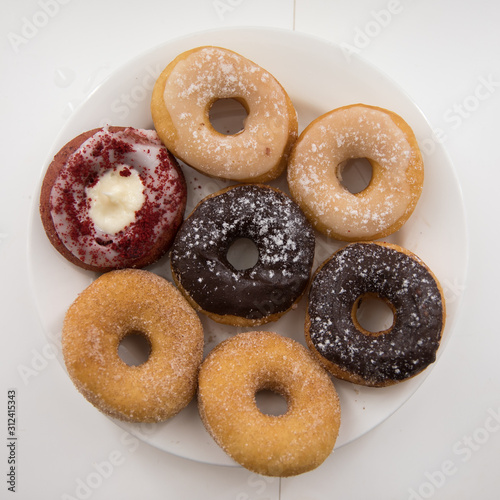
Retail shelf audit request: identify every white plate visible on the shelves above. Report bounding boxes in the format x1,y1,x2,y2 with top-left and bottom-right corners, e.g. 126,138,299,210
28,27,468,467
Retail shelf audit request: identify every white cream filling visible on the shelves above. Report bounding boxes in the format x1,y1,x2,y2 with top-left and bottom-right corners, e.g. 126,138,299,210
86,166,145,235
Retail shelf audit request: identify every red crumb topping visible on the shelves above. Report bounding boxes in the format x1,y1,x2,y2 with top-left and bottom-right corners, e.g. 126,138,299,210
50,128,185,268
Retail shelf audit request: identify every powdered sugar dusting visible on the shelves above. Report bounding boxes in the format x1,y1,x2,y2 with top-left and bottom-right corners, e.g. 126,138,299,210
307,243,444,385
162,47,294,180
171,185,315,322
288,105,422,239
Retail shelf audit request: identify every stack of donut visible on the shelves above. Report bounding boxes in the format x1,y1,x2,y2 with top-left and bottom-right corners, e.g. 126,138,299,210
39,45,445,477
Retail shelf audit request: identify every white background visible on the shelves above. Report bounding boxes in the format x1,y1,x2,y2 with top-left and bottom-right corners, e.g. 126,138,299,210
1,0,499,499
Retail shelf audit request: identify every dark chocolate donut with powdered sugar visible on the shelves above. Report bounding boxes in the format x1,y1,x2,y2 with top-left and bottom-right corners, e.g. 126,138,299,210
305,242,446,387
170,184,315,326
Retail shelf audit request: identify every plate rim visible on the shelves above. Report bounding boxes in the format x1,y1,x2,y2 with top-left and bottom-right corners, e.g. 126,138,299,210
26,25,469,467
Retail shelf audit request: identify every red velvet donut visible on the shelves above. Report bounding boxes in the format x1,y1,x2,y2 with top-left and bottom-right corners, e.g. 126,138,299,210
39,126,186,272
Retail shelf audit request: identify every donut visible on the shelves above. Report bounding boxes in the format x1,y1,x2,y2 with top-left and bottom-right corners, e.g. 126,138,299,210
287,104,424,241
62,269,204,423
170,184,315,326
198,331,341,477
151,46,298,182
305,242,446,387
39,126,187,272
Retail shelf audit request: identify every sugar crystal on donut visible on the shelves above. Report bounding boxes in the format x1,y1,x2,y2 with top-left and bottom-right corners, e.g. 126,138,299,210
62,269,204,423
198,331,341,476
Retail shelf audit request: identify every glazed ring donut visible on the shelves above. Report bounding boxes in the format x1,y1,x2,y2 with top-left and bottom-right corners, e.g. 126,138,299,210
287,104,424,241
170,184,316,326
198,331,341,477
62,269,204,423
39,126,187,272
305,242,446,387
151,46,298,182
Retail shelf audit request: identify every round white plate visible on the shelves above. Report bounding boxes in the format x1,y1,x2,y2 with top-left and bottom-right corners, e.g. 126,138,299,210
28,27,467,467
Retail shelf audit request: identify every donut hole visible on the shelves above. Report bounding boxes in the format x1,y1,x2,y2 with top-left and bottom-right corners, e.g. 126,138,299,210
118,331,151,366
226,237,259,271
353,293,395,336
337,158,373,194
209,98,248,135
255,389,289,417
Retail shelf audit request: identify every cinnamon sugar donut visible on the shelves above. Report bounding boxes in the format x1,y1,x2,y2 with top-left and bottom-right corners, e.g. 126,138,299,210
39,126,186,272
62,269,204,423
287,104,424,241
170,184,315,326
151,46,298,182
306,242,446,387
198,331,341,477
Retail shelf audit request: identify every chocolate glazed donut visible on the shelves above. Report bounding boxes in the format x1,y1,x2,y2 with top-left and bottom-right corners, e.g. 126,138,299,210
305,242,446,387
170,184,316,326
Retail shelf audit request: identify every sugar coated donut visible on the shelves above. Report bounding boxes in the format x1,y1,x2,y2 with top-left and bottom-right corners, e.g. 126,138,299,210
170,184,315,326
39,126,187,272
151,46,298,182
62,269,204,422
287,104,424,241
306,242,445,387
198,331,341,477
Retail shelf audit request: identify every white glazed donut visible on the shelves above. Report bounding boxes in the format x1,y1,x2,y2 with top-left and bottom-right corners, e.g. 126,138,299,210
287,104,424,241
151,46,298,182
